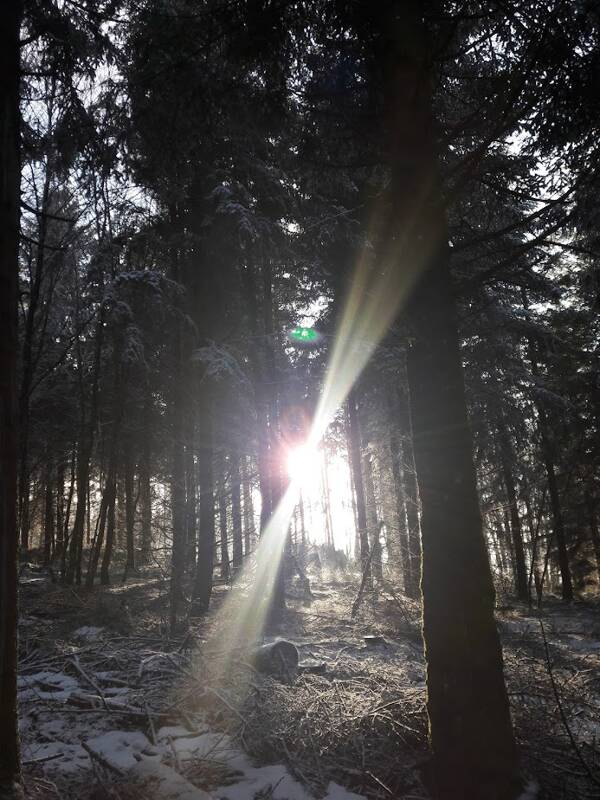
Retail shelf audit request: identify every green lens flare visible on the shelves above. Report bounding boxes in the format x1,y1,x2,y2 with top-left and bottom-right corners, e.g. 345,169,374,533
289,326,319,343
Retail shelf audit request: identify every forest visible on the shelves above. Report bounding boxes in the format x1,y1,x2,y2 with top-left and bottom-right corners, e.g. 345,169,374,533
1,1,599,799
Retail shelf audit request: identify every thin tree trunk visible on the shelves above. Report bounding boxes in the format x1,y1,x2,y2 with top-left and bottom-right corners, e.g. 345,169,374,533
139,391,153,563
123,448,135,580
100,481,117,585
60,447,76,579
168,206,187,631
364,450,382,582
497,423,528,601
298,489,306,554
184,409,197,573
218,454,230,582
65,310,103,585
43,456,55,566
321,447,334,549
398,385,421,598
192,392,215,614
230,449,243,572
346,389,370,581
242,454,254,556
0,2,24,792
55,457,65,562
387,391,411,591
585,491,600,584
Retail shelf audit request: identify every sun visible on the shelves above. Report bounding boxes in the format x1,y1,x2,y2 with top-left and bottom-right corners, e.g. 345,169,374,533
287,444,320,486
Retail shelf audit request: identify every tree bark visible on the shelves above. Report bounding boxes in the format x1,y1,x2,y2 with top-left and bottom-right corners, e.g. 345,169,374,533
242,454,254,556
387,390,411,591
364,450,382,581
373,3,520,795
139,391,153,563
0,2,24,794
230,449,243,572
218,454,230,582
43,455,55,566
123,447,135,579
192,394,215,614
497,421,528,601
346,389,370,580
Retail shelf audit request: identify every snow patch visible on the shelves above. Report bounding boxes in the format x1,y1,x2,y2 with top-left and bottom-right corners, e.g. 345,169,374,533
323,782,367,800
73,626,104,640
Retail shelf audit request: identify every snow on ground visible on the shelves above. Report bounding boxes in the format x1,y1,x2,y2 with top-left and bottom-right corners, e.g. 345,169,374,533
18,640,365,799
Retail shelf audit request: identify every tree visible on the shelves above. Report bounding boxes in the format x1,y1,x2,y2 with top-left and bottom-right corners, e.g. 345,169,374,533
0,3,24,797
365,3,521,796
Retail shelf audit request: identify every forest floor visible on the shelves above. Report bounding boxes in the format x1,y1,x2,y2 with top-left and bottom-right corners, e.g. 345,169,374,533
17,564,600,800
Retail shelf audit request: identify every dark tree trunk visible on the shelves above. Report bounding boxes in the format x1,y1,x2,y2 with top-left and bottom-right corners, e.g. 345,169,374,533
524,308,573,601
364,451,382,582
230,449,243,572
169,358,186,629
242,454,254,556
218,455,230,582
0,2,23,794
86,477,111,586
298,489,306,554
55,457,65,561
65,312,103,585
60,447,76,579
538,408,573,601
397,385,421,598
585,491,600,583
43,456,55,566
184,409,197,573
387,391,411,590
346,389,370,580
192,395,215,614
139,391,153,563
373,4,520,796
123,449,135,579
321,447,334,549
497,422,528,601
168,207,187,631
99,475,117,585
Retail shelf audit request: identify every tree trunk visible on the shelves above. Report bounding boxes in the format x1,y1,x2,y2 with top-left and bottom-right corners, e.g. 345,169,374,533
497,423,528,601
139,391,153,563
43,456,55,566
123,448,135,580
184,410,197,573
218,454,230,582
99,475,117,585
346,389,370,580
231,449,243,572
192,394,215,614
242,454,254,556
364,450,382,582
0,2,24,794
397,385,421,598
169,357,186,629
387,391,411,590
375,4,520,795
86,477,111,586
65,311,103,585
321,447,335,550
585,491,600,584
55,457,65,561
538,407,573,601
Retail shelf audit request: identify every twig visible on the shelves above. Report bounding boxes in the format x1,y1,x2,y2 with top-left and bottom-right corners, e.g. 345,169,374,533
69,655,109,711
539,619,600,789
